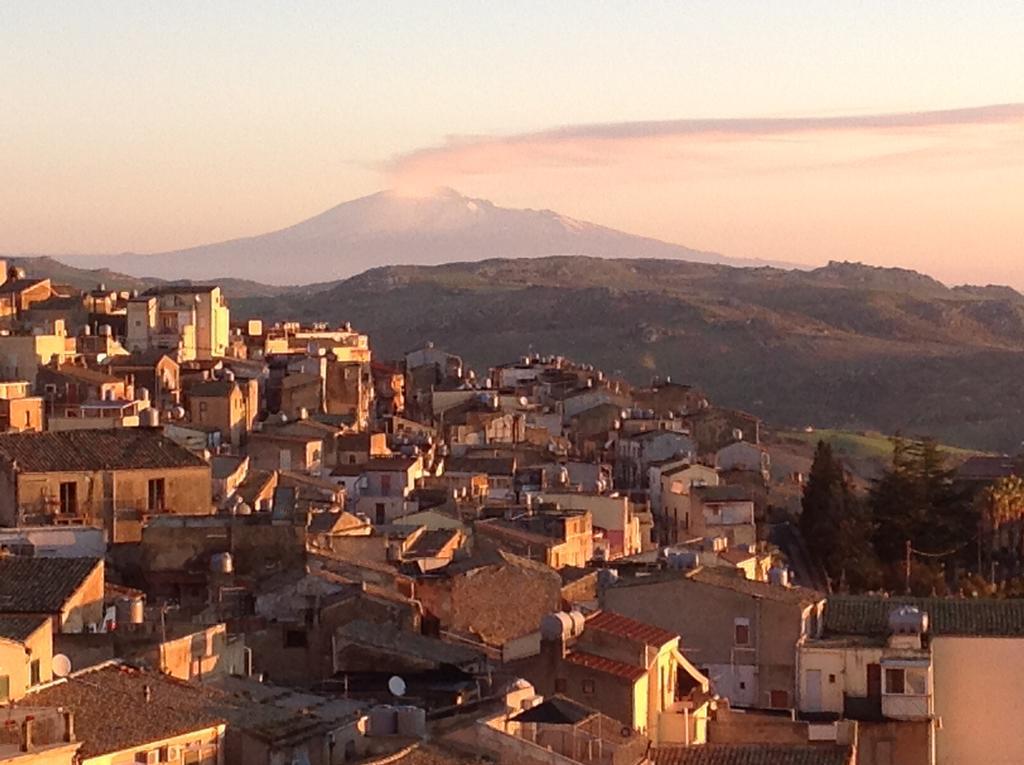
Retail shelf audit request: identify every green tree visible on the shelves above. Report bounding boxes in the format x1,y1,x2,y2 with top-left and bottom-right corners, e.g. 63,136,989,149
869,437,973,589
801,441,877,590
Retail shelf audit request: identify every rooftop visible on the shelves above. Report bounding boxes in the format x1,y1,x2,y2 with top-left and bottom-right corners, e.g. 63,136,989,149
654,744,853,765
23,663,225,759
693,485,753,503
0,557,101,614
0,429,208,472
686,567,824,606
0,614,50,642
336,620,483,668
585,609,678,647
511,695,594,725
564,650,646,682
825,595,1024,637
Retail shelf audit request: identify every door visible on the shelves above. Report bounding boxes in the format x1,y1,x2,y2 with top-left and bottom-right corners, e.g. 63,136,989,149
805,669,822,712
867,663,882,699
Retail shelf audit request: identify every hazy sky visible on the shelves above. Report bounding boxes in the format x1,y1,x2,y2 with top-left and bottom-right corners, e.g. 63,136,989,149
2,2,1023,285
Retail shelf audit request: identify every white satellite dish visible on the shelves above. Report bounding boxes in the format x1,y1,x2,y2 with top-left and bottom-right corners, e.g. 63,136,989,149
388,675,407,697
52,653,72,678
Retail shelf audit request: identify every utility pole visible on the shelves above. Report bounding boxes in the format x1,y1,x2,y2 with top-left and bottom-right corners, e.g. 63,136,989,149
904,539,912,595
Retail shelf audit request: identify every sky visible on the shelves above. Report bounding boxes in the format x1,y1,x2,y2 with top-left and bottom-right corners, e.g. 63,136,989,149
1,1,1023,286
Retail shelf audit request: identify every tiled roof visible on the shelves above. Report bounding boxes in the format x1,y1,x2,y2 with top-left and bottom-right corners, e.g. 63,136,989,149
0,557,101,613
0,614,50,642
654,745,853,765
686,567,824,606
0,429,208,472
825,595,1024,637
585,610,678,647
444,456,515,476
47,364,122,385
24,663,225,758
564,650,646,682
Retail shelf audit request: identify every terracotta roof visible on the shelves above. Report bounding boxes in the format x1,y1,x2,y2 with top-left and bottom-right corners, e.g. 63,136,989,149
0,614,49,642
654,745,853,765
0,556,101,614
47,364,123,385
0,429,208,472
564,650,646,682
24,663,225,758
585,610,678,647
825,595,1024,637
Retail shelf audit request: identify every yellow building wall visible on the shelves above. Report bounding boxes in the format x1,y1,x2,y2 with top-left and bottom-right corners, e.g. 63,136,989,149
81,725,224,765
933,636,1024,765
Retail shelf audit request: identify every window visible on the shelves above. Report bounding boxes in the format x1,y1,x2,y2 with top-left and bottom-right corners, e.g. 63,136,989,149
554,678,568,694
828,674,836,684
59,481,77,514
734,618,751,646
885,668,905,694
0,674,8,702
148,478,166,512
30,659,40,686
769,690,789,708
582,679,595,695
375,503,386,525
284,630,308,648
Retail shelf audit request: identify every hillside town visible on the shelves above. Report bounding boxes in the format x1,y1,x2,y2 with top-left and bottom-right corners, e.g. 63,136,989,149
0,261,1019,765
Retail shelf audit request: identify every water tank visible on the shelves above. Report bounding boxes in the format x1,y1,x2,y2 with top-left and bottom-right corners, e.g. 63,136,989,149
368,705,397,736
235,502,252,516
83,325,92,336
768,566,791,587
666,551,701,570
889,606,929,635
99,325,112,337
115,595,145,626
137,387,150,402
732,428,744,442
140,408,160,428
396,706,426,738
540,612,574,642
171,405,186,420
568,610,586,637
210,552,234,575
298,407,309,420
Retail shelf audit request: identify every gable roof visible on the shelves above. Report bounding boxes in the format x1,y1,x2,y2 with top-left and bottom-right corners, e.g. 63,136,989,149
564,650,646,682
0,556,101,614
654,744,853,765
0,429,208,472
23,662,225,758
585,610,678,646
825,595,1024,637
0,614,50,642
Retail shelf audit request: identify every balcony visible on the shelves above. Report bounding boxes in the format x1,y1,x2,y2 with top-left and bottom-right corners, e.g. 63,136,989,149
882,693,931,721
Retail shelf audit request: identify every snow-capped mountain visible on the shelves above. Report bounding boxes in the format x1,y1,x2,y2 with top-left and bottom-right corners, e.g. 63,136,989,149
63,188,772,285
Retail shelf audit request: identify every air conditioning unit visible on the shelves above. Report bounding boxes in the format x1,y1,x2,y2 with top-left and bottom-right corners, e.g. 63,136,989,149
135,751,160,765
163,745,182,762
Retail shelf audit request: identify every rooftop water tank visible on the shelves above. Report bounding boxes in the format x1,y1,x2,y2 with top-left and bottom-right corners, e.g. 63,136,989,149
889,606,929,635
540,612,574,642
210,552,234,575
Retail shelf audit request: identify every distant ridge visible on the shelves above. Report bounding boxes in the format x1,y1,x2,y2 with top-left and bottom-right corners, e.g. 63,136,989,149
47,188,790,285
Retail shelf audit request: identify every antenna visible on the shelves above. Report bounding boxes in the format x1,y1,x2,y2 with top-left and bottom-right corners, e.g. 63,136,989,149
52,653,72,678
388,675,407,697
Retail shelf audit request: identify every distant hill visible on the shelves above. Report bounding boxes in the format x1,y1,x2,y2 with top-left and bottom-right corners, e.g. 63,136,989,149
232,256,1024,452
5,256,285,299
49,188,786,285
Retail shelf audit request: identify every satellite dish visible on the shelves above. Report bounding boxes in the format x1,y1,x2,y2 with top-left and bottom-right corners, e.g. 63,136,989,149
52,653,72,678
388,675,407,697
